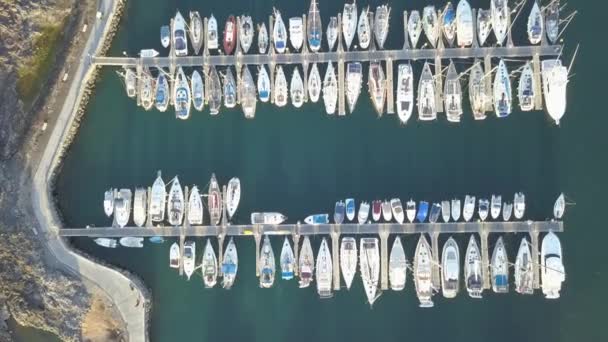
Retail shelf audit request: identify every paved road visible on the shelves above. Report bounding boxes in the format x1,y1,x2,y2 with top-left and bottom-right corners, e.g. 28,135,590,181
30,0,147,341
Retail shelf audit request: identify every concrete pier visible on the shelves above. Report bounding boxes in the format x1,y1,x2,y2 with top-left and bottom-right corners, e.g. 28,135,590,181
301,14,309,103
292,232,300,276
179,186,189,277
402,11,409,50
379,228,389,290
532,53,543,110
434,55,443,113
530,229,541,289
430,231,441,290
480,228,491,290
483,55,493,113
254,225,261,277
386,59,394,114
338,58,345,115
330,228,341,290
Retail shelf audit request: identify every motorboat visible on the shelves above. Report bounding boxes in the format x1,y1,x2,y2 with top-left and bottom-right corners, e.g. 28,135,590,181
518,61,535,111
133,188,147,227
259,236,276,288
125,68,136,98
103,189,113,217
251,212,287,224
222,238,238,289
463,195,476,222
408,10,422,48
119,237,143,248
545,1,560,44
322,62,338,114
493,59,512,118
299,236,315,288
490,195,502,220
368,61,386,116
491,0,509,45
441,2,456,46
183,240,195,280
542,59,568,125
451,198,461,221
240,16,254,53
372,200,382,222
342,1,358,50
257,65,271,103
465,235,483,298
289,17,303,51
391,198,405,224
357,6,371,49
441,237,460,298
191,70,204,111
441,200,451,223
160,25,170,48
280,237,295,280
389,237,407,291
290,67,304,108
169,242,180,268
334,201,346,224
139,49,160,58
358,201,370,224
273,8,287,53
189,11,203,55
187,185,203,225
150,171,166,222
418,62,436,121
307,0,322,52
95,238,117,248
154,73,169,112
478,198,489,221
414,234,434,307
308,63,321,103
241,66,257,118
360,238,381,305
502,202,513,221
172,11,188,56
208,173,222,225
444,60,463,122
429,203,441,223
202,239,218,288
316,238,333,298
381,200,392,222
554,193,565,219
396,63,414,124
149,236,165,244
258,23,269,53
406,199,416,223
208,15,219,49
208,66,222,115
491,237,509,293
345,198,356,221
167,176,184,226
417,201,429,223
173,67,191,120
340,237,357,290
469,61,487,120
456,0,473,47
327,16,338,51
374,4,391,49
477,9,492,46
423,6,439,48
226,178,241,219
223,15,237,55
514,192,525,219
514,238,534,294
304,214,329,225
222,67,237,109
140,68,154,110
527,2,543,45
114,189,131,228
541,231,565,299
274,65,288,107
345,62,363,113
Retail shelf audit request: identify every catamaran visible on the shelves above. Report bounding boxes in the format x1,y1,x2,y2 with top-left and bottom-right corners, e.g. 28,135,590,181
223,15,237,55
114,189,131,228
542,59,568,125
527,2,543,45
208,66,222,115
374,4,391,49
307,0,322,52
189,11,203,55
208,15,219,49
381,200,392,222
360,237,380,305
223,67,237,109
222,238,238,289
208,174,222,225
304,214,329,225
340,237,357,290
169,242,180,268
463,195,476,222
514,192,525,219
465,235,484,298
514,238,534,294
290,67,304,108
441,200,451,223
140,68,154,111
257,65,271,103
408,10,422,48
155,73,169,112
202,239,218,288
442,2,456,46
518,61,535,111
358,201,370,224
417,201,429,223
133,188,147,227
490,195,502,220
298,236,315,288
545,1,560,44
357,6,371,49
368,61,386,116
491,237,509,293
125,68,136,98
241,66,257,118
451,198,461,222
469,61,487,120
478,198,489,221
554,193,565,219
183,240,195,280
258,23,268,54
444,60,463,122
346,62,363,113
187,185,203,225
477,9,492,46
251,212,287,224
429,203,441,223
418,62,436,121
414,234,435,307
160,25,170,48
167,176,184,226
502,202,513,221
259,236,276,288
280,237,295,280
173,11,188,56
345,198,356,221
191,70,204,111
423,6,439,48
119,237,143,248
406,199,416,223
95,238,117,248
372,200,382,222
308,63,321,103
316,238,333,298
323,62,338,114
240,16,253,53
442,237,460,298
104,189,114,217
274,65,288,107
389,237,407,291
174,67,191,120
491,0,509,45
273,8,287,53
494,59,512,118
456,0,473,47
226,178,241,219
396,63,414,124
541,231,565,299
289,17,304,51
391,198,405,224
342,1,358,50
150,171,166,222
327,17,338,51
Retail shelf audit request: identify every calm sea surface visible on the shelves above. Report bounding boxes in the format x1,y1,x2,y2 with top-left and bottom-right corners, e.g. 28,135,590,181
52,0,606,341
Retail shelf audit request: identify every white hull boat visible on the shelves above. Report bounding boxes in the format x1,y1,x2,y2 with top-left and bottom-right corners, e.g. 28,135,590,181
342,1,358,50
223,67,237,109
357,6,370,49
442,2,456,46
133,188,147,227
257,65,271,103
441,237,460,298
274,65,288,107
518,61,535,111
191,70,204,112
160,25,170,48
490,195,502,220
541,231,565,299
514,192,525,219
423,6,439,48
289,17,303,51
418,62,436,121
345,198,356,221
189,11,203,55
187,185,203,225
406,199,416,223
174,67,191,120
327,17,338,51
391,198,405,224
463,195,476,222
491,0,509,45
451,198,461,222
502,202,513,221
241,66,257,118
360,237,380,305
381,200,392,222
290,67,305,108
240,16,254,53
183,241,196,280
408,10,422,48
545,2,560,44
358,201,370,224
273,9,287,53
323,62,338,114
477,9,492,46
208,67,222,115
114,189,131,228
469,61,487,120
374,4,390,49
202,239,218,288
140,68,154,111
527,2,543,45
104,189,114,217
308,63,321,103
307,0,323,52
515,238,534,294
542,59,568,125
125,68,136,98
316,238,333,298
208,15,219,49
345,62,363,113
259,236,276,288
150,171,166,222
155,73,169,112
226,178,241,219
368,61,386,116
441,200,451,223
119,237,143,248
444,60,463,122
169,242,180,268
340,237,357,290
95,238,117,248
172,11,188,57
396,63,414,124
258,23,269,54
494,59,512,118
456,0,473,47
491,236,509,293
251,212,287,225
465,235,484,298
478,198,489,221
280,237,295,280
298,236,315,288
554,193,565,219
222,238,238,289
167,176,184,226
389,237,407,291
414,235,435,307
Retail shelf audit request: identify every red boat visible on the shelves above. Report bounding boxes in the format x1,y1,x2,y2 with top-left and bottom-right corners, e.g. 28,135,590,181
372,200,382,222
223,15,237,55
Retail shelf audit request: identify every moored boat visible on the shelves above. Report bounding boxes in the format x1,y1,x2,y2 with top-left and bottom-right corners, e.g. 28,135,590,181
125,68,136,98
444,60,463,122
391,198,405,224
183,240,195,280
172,11,188,56
469,61,487,119
381,200,392,222
514,192,525,219
423,6,439,48
477,9,492,46
208,66,222,115
114,189,131,228
340,237,357,290
360,237,380,305
251,212,287,225
174,67,191,120
208,174,222,225
103,189,113,217
456,0,473,47
491,0,509,45
187,185,203,225
465,235,484,298
441,237,460,298
345,62,363,113
322,62,338,114
299,236,315,288
307,0,322,52
258,23,269,54
95,238,117,248
222,238,238,289
133,188,147,227
345,198,356,221
304,214,329,225
429,203,441,223
542,59,568,125
554,193,565,219
280,237,295,280
368,61,386,116
527,2,543,45
259,236,276,288
441,2,457,46
191,70,204,111
493,59,512,118
502,202,513,221
289,17,304,51
451,198,461,221
239,15,254,53
274,65,288,107
406,199,416,223
545,1,560,44
334,201,345,224
417,201,429,223
357,6,371,49
374,4,391,49
155,73,169,112
389,237,407,291
208,15,219,49
316,238,333,298
240,66,257,118
150,171,166,222
408,10,422,48
518,61,535,111
418,62,436,121
490,195,502,220
119,237,143,248
308,63,321,103
273,8,287,53
290,67,304,108
463,195,476,222
342,1,358,50
358,201,370,224
515,237,534,294
414,234,435,307
169,242,180,268
441,200,451,223
140,68,154,111
189,11,203,55
478,198,489,221
160,25,170,48
257,65,271,103
327,17,338,51
372,200,382,222
226,178,241,219
222,67,237,109
167,176,184,226
396,63,414,124
541,231,565,299
491,236,509,293
202,239,218,288
223,15,237,55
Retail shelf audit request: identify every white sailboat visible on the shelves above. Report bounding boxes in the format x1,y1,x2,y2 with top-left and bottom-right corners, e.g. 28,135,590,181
542,59,568,125
423,6,439,48
396,63,414,124
250,212,287,224
406,199,416,223
241,66,257,119
368,61,386,116
149,171,166,223
414,234,435,307
469,61,488,120
259,236,276,288
169,242,180,268
345,62,362,113
444,60,463,122
463,195,476,222
207,15,219,50
389,237,407,291
298,236,315,288
307,0,323,52
104,189,114,217
222,67,237,109
442,2,457,46
183,240,196,280
172,11,188,56
257,65,271,103
465,235,484,298
222,238,238,289
191,70,204,112
477,9,492,46
491,236,509,293
322,62,338,115
189,11,203,55
527,1,543,45
226,178,241,219
167,176,184,226
258,23,269,54
340,237,358,290
208,174,222,226
358,201,370,224
308,63,321,103
490,195,502,220
274,65,288,107
208,66,222,115
202,239,218,288
155,73,169,112
408,10,422,48
342,1,358,50
514,238,534,294
174,67,191,120
357,6,371,50
327,17,338,51
494,59,512,118
545,1,560,44
360,237,380,305
240,16,254,53
374,4,391,49
290,67,305,108
541,231,565,299
553,193,565,219
289,17,304,51
456,0,473,47
280,237,295,280
316,238,333,298
114,189,131,228
140,68,154,111
418,62,436,121
441,237,460,298
273,8,288,53
451,198,461,222
491,0,509,45
514,192,526,219
518,61,535,111
187,185,203,225
133,188,147,227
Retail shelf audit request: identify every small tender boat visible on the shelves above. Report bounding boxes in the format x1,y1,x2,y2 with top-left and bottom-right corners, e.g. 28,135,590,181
208,66,222,115
187,185,203,225
515,238,534,295
502,202,513,221
368,61,386,116
280,237,295,280
241,66,257,118
95,238,117,248
239,15,254,53
463,195,476,222
441,237,460,298
202,239,218,288
274,65,288,107
527,2,543,45
307,0,323,52
357,6,371,49
414,234,434,307
423,6,439,48
342,1,358,50
316,238,333,298
491,237,509,293
120,237,143,248
257,65,271,103
191,70,204,111
406,199,416,223
514,192,526,219
223,15,237,55
222,67,237,109
160,25,170,48
345,62,363,113
259,236,276,288
441,200,451,223
381,200,392,222
114,189,131,228
167,177,184,226
444,60,463,122
456,0,473,47
345,198,356,221
451,198,461,222
327,17,338,51
289,17,304,51
478,198,489,221
155,73,169,112
251,212,287,225
417,201,429,223
273,8,287,53
418,62,436,121
299,236,315,288
103,189,113,217
140,68,154,110
469,61,487,120
441,2,456,46
304,214,329,225
258,23,269,54
208,174,222,225
173,67,191,120
226,178,241,219
189,11,203,55
429,203,441,223
169,242,180,268
542,59,568,125
133,188,147,227
493,59,512,118
308,63,321,103
139,50,160,59
541,231,565,299
396,63,414,124
150,171,166,223
322,62,338,114
491,0,509,45
334,201,346,224
372,200,382,222
172,11,188,57
545,1,560,44
408,10,422,48
389,237,407,291
358,201,370,224
374,4,391,49
518,61,535,111
290,67,304,108
125,68,136,98
465,235,483,298
183,240,196,280
391,198,405,224
360,237,381,305
490,195,502,220
340,237,357,290
554,193,565,219
222,238,238,289
208,15,219,50
477,9,492,46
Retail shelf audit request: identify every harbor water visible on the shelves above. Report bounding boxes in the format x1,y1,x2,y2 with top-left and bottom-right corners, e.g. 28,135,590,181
53,0,606,341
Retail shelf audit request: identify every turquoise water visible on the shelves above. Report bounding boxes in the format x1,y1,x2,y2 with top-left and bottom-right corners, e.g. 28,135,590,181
54,0,607,341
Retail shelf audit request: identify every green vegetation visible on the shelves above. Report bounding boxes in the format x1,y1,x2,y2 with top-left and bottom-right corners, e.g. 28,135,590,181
17,19,67,106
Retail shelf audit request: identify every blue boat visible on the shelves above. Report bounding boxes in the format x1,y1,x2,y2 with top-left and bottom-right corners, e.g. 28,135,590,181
304,214,329,225
334,201,345,224
345,198,355,221
149,236,165,244
416,201,429,222
307,0,322,52
429,203,442,223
